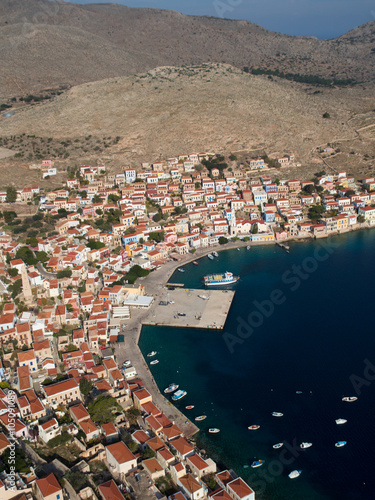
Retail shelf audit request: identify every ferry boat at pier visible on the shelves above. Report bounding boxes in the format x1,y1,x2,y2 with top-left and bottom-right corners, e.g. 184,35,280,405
204,271,239,286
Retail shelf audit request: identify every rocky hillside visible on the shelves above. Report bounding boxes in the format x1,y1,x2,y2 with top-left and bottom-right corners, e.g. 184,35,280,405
0,0,375,97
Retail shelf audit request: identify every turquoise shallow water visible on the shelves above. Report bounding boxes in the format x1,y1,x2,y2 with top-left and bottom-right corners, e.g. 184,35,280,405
139,231,375,500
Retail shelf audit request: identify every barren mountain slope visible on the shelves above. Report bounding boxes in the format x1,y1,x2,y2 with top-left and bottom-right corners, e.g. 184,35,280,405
0,0,374,96
1,64,372,164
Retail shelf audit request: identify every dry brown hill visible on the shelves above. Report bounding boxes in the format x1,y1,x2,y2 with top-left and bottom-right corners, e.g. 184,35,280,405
1,0,375,97
1,63,373,166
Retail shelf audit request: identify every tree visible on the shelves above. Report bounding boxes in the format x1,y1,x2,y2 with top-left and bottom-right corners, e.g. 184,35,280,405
9,279,22,299
65,471,87,491
252,224,258,234
35,251,48,263
152,213,162,222
357,215,365,223
80,190,87,199
80,378,93,396
57,269,72,279
218,236,228,245
16,246,37,266
3,211,17,224
87,241,105,250
88,395,122,425
323,112,331,119
302,184,315,195
6,186,17,203
308,204,325,221
92,194,102,204
26,236,38,247
7,268,18,277
149,231,165,243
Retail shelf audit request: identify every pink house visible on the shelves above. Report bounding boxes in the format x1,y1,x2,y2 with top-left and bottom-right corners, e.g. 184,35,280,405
165,232,178,244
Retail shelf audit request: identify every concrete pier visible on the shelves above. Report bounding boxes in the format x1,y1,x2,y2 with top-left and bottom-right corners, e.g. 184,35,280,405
144,288,235,330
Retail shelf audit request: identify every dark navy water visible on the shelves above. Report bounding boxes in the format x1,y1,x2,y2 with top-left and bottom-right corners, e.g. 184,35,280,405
139,230,375,500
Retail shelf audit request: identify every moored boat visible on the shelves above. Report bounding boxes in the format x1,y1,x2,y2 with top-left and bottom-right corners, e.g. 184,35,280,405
272,412,284,417
273,443,284,449
342,396,358,402
204,271,239,286
209,428,220,434
246,246,251,250
164,383,179,394
178,268,185,273
172,390,187,401
198,295,209,300
248,425,260,430
296,391,303,394
147,351,157,357
150,360,159,365
195,415,207,421
300,442,312,449
251,459,264,468
335,418,347,425
289,470,302,479
193,261,199,265
335,441,347,448
212,251,219,257
207,254,214,260
185,405,195,410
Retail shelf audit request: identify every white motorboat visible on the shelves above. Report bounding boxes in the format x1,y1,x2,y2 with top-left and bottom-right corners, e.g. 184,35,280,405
195,415,207,421
248,425,260,430
212,251,219,257
207,254,214,260
208,428,220,434
342,396,358,402
273,443,284,449
150,360,159,365
272,412,284,417
335,441,347,448
335,418,347,425
164,383,179,394
147,351,157,357
198,295,209,300
300,442,312,449
178,268,185,273
246,245,251,250
289,470,302,479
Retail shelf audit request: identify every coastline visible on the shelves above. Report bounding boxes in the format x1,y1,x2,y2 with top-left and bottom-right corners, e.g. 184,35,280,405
114,222,372,438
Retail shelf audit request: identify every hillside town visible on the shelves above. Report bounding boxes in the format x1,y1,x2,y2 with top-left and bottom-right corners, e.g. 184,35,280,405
0,150,374,500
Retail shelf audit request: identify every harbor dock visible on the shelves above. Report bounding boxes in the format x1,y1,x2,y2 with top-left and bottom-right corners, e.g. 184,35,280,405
145,288,235,330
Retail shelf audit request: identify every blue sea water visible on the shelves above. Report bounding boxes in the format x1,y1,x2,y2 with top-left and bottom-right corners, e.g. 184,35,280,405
139,230,375,500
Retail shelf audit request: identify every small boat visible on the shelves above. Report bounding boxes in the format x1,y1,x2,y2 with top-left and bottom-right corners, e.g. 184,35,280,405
122,360,131,367
243,465,249,469
251,459,264,468
185,405,195,410
178,312,186,317
193,261,199,265
335,441,347,448
342,396,358,402
198,295,209,300
147,351,157,357
207,254,214,260
195,415,207,421
296,391,303,394
212,251,219,257
178,268,185,273
172,390,187,401
272,412,283,417
237,248,240,251
300,442,312,449
273,443,284,449
335,418,347,425
248,425,260,430
289,470,302,479
246,245,250,250
150,360,159,365
209,428,220,434
164,383,179,394
204,271,239,286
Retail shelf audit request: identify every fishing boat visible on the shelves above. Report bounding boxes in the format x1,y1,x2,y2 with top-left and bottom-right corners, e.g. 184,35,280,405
273,443,284,449
212,251,219,257
289,470,302,479
178,268,185,273
209,428,220,434
164,383,179,394
342,396,358,402
172,390,187,401
251,460,265,468
147,351,157,357
195,415,207,421
335,418,347,425
248,425,260,430
193,261,199,265
300,442,312,449
272,412,284,417
335,441,347,448
207,254,214,260
204,271,239,286
150,360,159,365
185,405,195,410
